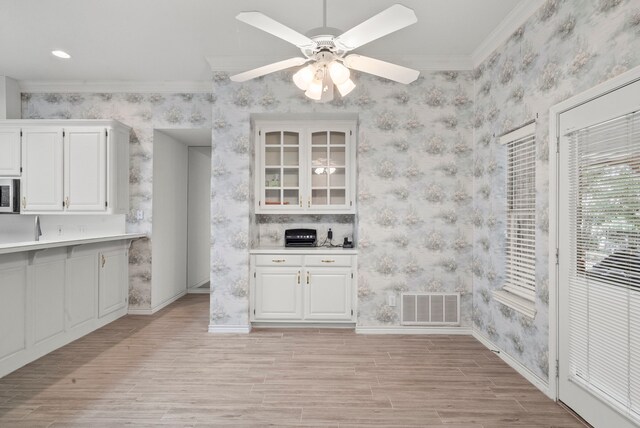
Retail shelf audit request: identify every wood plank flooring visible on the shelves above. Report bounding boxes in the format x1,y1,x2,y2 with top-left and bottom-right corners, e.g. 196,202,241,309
0,294,587,427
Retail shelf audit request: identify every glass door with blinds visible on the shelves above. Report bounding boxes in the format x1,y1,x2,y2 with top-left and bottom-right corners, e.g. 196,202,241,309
558,76,640,428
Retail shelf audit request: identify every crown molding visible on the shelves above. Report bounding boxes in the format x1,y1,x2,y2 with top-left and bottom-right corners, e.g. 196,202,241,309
18,80,212,93
471,0,544,68
207,54,472,73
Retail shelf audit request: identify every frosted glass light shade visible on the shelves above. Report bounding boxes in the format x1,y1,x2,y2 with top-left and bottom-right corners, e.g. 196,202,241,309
329,61,350,85
305,79,323,100
336,78,356,96
293,65,314,90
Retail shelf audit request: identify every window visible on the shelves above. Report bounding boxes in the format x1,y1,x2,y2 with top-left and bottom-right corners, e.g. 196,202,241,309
493,122,536,318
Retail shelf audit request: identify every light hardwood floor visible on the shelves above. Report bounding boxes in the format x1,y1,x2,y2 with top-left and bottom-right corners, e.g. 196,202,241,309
0,294,586,427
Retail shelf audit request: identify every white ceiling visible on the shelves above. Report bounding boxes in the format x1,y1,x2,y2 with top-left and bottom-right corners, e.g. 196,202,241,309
0,0,534,86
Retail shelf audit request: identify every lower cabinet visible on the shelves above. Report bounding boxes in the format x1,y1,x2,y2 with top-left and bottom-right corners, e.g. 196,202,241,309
254,267,302,320
250,252,357,323
98,248,128,317
0,254,28,365
304,268,352,321
0,240,131,379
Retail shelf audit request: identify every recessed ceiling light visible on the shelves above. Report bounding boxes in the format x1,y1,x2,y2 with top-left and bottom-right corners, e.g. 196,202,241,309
51,50,71,59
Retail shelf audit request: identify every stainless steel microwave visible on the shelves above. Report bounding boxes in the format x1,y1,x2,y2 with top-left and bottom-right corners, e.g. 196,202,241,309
0,179,20,213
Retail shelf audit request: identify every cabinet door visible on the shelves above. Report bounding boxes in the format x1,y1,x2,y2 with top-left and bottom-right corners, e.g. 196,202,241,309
304,268,352,321
98,249,128,317
21,127,64,212
33,254,66,344
254,267,302,320
308,127,354,213
64,128,107,212
0,127,21,176
257,128,305,213
66,252,97,330
0,261,27,361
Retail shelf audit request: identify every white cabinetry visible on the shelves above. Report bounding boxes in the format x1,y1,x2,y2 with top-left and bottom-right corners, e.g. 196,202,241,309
21,127,64,211
0,253,28,363
98,247,128,317
250,251,357,323
254,267,302,320
66,247,98,331
0,239,132,379
254,120,356,214
0,120,130,214
0,127,21,176
64,127,107,212
32,249,67,345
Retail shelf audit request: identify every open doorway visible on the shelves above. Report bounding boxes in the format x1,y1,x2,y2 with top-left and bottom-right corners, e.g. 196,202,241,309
186,145,212,293
152,128,211,304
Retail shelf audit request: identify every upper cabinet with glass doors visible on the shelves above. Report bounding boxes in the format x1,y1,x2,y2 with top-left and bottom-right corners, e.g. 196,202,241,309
255,120,356,214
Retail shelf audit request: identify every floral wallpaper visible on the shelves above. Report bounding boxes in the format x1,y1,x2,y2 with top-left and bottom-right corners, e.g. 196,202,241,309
472,0,640,381
209,69,475,328
21,92,215,310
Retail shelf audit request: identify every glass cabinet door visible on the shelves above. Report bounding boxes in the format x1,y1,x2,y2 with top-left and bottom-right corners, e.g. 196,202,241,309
262,130,301,209
310,130,348,209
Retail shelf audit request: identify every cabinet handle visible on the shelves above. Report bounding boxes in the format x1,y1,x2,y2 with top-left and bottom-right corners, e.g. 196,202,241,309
307,272,310,284
297,271,300,284
272,259,286,263
22,197,26,209
101,255,106,268
321,259,335,263
299,196,302,207
65,196,69,208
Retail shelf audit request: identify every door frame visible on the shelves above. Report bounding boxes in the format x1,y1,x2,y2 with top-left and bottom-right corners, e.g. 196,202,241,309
548,65,640,403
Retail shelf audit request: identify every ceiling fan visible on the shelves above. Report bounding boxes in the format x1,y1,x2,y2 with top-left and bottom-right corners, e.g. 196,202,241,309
229,2,420,102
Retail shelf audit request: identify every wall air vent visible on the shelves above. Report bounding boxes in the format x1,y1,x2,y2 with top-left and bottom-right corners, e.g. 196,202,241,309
401,293,460,326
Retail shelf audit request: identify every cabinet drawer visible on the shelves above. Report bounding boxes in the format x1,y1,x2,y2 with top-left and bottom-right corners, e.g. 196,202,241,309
304,254,352,267
255,254,303,266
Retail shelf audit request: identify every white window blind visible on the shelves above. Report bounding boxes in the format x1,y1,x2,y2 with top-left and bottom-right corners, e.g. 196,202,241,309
566,110,640,421
502,123,536,303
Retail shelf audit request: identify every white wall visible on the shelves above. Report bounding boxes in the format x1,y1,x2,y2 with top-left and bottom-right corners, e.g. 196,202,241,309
187,147,211,288
0,76,21,119
151,131,188,308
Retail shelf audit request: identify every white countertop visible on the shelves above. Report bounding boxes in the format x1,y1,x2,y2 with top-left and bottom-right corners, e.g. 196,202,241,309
250,246,358,255
0,233,147,255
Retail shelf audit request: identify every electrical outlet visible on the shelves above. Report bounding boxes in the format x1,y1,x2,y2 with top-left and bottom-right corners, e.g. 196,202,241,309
136,210,144,220
388,294,397,307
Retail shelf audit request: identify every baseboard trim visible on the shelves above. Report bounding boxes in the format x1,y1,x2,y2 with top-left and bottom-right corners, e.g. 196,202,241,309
472,329,551,398
356,326,472,335
252,322,355,329
127,308,153,315
208,324,252,334
127,291,186,315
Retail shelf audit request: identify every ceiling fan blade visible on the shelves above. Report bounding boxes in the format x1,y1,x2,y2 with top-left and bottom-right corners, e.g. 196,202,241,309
343,54,419,84
236,11,315,48
230,57,309,82
334,4,417,51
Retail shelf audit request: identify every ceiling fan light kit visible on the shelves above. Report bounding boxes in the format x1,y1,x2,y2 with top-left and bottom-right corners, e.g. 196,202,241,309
230,2,420,102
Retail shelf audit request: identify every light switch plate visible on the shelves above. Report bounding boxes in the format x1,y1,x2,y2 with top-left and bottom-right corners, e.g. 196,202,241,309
388,294,397,307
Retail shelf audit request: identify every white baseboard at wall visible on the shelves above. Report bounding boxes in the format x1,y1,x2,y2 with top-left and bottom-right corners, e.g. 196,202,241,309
356,326,472,335
208,324,252,334
472,329,551,398
127,291,187,315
